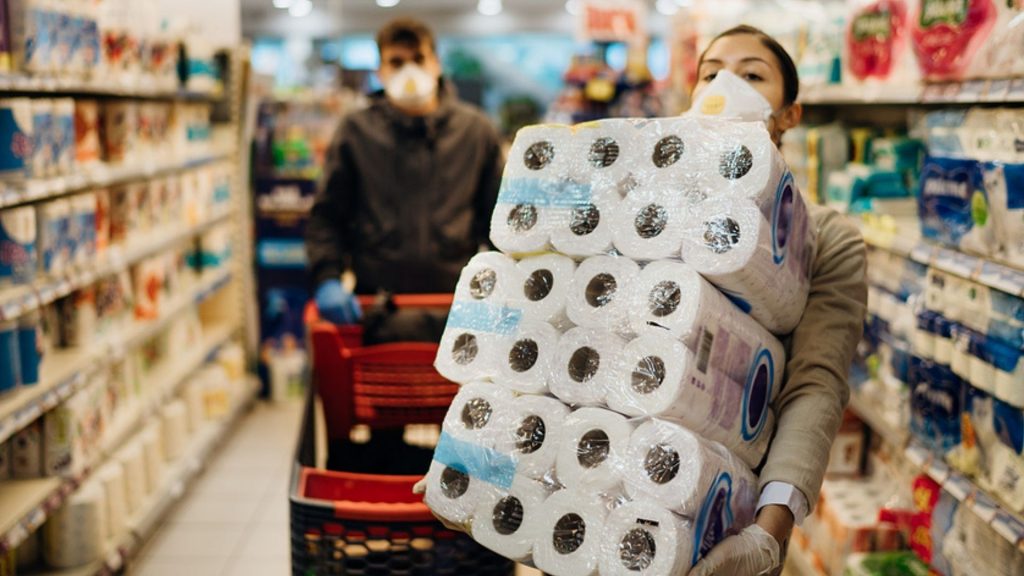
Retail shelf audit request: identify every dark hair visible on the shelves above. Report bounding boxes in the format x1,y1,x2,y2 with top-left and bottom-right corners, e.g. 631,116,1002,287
376,17,436,56
699,25,799,106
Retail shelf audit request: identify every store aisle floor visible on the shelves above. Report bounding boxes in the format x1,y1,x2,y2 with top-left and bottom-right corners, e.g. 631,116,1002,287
131,399,302,576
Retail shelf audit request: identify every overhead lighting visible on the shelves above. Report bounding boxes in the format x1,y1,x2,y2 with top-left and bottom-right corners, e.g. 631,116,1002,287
272,0,292,8
566,0,582,16
478,0,502,16
376,0,401,6
656,0,679,15
289,0,312,17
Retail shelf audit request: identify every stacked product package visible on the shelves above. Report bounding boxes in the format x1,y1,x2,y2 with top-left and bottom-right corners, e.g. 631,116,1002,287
422,116,817,575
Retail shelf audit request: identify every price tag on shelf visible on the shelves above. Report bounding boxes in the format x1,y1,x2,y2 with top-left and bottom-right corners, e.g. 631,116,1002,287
1009,78,1024,102
910,244,934,265
957,79,987,102
987,79,1011,102
971,491,1000,523
992,512,1024,545
977,262,1024,298
922,83,945,103
906,444,932,468
928,459,952,483
945,474,973,501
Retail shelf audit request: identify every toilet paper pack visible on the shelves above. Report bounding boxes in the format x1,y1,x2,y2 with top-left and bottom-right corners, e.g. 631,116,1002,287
531,489,615,576
600,499,695,576
435,299,524,384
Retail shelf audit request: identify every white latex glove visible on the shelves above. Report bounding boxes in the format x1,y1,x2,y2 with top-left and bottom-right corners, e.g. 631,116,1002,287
411,475,470,533
688,524,782,576
412,476,427,495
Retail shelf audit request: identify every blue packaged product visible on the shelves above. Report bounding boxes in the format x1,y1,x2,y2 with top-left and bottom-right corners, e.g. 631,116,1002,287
52,99,74,175
0,99,33,179
16,311,40,387
0,320,19,394
917,156,997,255
70,194,95,266
993,398,1024,455
0,206,37,285
910,356,964,453
37,200,70,274
990,290,1024,325
30,99,52,178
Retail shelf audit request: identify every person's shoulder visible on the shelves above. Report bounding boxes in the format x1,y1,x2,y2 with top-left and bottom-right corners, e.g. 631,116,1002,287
449,101,498,135
808,202,863,245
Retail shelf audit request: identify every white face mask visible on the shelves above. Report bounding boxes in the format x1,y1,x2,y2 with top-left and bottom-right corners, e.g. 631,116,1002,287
384,64,438,109
688,69,775,124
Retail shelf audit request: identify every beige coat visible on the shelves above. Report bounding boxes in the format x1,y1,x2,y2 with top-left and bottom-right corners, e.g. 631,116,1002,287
760,204,868,511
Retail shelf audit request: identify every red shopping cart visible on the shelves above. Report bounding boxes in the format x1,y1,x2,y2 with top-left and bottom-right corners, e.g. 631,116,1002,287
292,296,514,575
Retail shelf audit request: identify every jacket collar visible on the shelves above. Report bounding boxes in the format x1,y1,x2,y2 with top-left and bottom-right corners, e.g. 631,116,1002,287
371,78,456,140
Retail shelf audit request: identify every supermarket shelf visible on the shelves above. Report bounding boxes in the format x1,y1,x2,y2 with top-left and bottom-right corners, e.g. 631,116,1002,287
848,391,910,449
0,209,233,323
0,74,222,101
0,321,240,555
0,151,232,210
0,266,233,449
848,389,1024,552
786,540,823,576
801,77,1024,106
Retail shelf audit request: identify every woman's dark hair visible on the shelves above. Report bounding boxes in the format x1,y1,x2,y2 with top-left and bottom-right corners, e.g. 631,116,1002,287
699,25,800,106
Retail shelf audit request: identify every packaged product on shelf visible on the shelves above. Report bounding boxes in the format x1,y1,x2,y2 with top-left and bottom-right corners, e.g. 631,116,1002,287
218,344,246,382
37,198,70,275
130,180,153,233
181,379,205,432
97,461,128,541
0,319,20,395
910,0,998,80
843,551,930,575
107,185,133,244
17,310,42,387
42,480,107,569
0,1,10,74
132,257,164,320
909,476,959,575
0,441,10,481
967,0,1024,79
6,0,56,73
94,272,132,337
11,420,43,478
70,192,96,266
54,287,97,348
52,98,74,175
0,205,38,286
982,160,1024,267
73,99,102,168
917,155,999,256
909,355,964,452
198,365,232,418
15,532,40,571
0,98,33,180
160,401,189,461
845,0,915,83
140,422,164,491
97,0,132,85
94,187,110,253
30,98,54,178
183,35,219,94
100,100,137,165
211,162,232,208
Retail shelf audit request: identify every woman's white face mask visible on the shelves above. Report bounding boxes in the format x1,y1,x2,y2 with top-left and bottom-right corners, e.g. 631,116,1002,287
385,64,438,109
688,69,776,124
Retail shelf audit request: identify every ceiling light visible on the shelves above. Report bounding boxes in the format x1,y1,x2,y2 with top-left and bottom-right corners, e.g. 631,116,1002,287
289,0,312,17
656,0,678,15
565,0,582,16
272,0,292,8
478,0,502,16
376,0,401,7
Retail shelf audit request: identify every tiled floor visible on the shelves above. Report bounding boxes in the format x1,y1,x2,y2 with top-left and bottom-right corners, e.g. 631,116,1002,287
131,400,300,576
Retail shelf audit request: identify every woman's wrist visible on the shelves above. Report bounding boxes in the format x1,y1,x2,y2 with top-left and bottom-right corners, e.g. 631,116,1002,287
755,504,795,549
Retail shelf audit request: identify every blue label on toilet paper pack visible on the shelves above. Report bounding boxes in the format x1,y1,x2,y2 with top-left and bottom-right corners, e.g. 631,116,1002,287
918,156,990,252
447,301,522,336
741,348,774,442
433,431,516,490
771,172,796,265
0,105,32,176
993,399,1024,455
692,472,735,565
497,178,593,208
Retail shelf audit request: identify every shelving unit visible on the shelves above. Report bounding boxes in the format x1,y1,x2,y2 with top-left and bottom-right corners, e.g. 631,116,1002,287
801,78,1024,106
0,74,222,102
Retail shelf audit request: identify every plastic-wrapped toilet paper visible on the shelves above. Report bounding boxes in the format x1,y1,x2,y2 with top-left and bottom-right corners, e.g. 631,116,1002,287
497,394,570,480
490,200,556,255
117,443,146,514
141,424,164,493
624,419,757,524
600,499,694,576
512,253,576,328
454,252,523,305
531,489,613,576
611,184,687,261
680,193,812,335
43,481,107,569
182,379,205,433
505,124,576,182
550,184,620,257
605,329,776,469
424,460,493,526
435,300,523,384
551,327,628,406
567,255,640,333
688,119,789,209
573,119,645,192
556,408,634,493
441,382,515,447
472,475,551,562
495,320,561,395
990,339,1024,408
161,401,189,461
637,117,698,189
97,462,128,541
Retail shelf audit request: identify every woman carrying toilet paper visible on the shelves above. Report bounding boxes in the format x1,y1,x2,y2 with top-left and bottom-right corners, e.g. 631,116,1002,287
685,26,867,576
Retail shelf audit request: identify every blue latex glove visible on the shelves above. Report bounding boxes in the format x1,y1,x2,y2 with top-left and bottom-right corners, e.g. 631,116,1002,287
315,279,361,325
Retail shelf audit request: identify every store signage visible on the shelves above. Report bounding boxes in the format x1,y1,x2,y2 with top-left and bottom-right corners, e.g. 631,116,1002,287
577,0,647,43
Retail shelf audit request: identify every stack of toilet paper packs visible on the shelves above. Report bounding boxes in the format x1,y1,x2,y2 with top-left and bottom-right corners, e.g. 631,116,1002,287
425,116,817,575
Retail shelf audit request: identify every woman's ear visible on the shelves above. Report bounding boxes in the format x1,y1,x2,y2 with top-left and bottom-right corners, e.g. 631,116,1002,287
776,102,803,133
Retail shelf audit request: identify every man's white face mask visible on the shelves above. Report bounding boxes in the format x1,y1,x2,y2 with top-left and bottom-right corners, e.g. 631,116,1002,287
385,64,437,109
688,69,775,124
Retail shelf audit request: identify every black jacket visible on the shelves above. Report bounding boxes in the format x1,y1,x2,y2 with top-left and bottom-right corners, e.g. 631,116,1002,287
305,86,504,294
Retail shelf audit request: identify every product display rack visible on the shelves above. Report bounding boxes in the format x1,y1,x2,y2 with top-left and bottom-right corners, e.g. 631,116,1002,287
801,78,1024,106
0,45,257,572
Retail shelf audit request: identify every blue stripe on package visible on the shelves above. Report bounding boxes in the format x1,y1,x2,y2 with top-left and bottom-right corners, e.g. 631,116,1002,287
447,301,522,336
0,99,33,177
0,321,20,394
497,178,592,208
432,432,516,490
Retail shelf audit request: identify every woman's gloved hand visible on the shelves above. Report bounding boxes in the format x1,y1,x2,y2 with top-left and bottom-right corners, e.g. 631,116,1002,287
315,279,362,325
688,524,782,576
411,475,469,533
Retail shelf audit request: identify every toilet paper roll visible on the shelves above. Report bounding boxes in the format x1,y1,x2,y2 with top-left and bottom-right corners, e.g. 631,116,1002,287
43,481,107,569
141,425,164,493
495,320,561,395
567,256,640,333
489,201,555,255
504,124,576,182
472,475,552,562
600,499,694,576
556,407,634,492
685,119,786,210
97,462,128,541
611,185,687,261
161,401,189,461
117,443,146,514
454,252,523,305
511,253,576,328
423,460,494,527
435,300,523,384
573,119,645,192
441,382,515,447
637,117,698,189
550,186,620,257
624,419,757,521
497,394,571,480
531,489,613,576
605,329,775,469
550,327,628,407
680,196,812,335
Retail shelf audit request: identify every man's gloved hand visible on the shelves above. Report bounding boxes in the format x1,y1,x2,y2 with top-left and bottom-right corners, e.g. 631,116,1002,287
688,524,782,576
315,279,361,325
